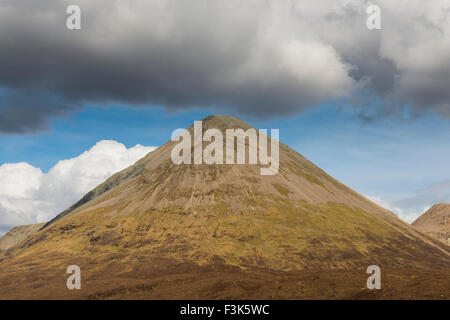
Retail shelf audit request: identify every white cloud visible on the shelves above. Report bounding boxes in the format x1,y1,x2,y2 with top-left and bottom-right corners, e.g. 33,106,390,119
393,180,450,220
366,195,411,222
366,192,446,224
0,140,156,235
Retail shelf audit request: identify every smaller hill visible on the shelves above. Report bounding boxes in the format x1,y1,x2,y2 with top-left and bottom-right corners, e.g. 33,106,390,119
0,223,44,252
412,204,449,246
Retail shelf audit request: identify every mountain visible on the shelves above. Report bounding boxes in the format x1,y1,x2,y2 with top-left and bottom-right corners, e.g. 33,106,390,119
0,115,448,299
412,204,449,246
0,223,44,252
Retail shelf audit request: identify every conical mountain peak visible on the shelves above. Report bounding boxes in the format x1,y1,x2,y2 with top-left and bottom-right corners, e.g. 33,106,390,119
412,203,449,245
188,114,254,132
0,115,448,299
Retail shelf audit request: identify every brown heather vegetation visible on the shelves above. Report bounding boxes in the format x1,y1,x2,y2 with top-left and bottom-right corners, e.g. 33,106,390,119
412,204,450,246
0,115,448,299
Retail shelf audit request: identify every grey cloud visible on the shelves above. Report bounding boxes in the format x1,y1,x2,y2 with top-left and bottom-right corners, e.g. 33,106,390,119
0,89,77,133
0,0,449,133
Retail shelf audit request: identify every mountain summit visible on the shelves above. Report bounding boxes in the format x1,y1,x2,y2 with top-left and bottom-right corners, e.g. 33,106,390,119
0,115,448,299
412,204,450,245
0,223,44,252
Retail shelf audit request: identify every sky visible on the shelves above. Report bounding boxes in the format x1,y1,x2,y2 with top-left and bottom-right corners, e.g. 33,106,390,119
0,0,449,234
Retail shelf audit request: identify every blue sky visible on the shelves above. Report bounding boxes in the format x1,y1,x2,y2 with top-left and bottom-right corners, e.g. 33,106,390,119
1,104,449,223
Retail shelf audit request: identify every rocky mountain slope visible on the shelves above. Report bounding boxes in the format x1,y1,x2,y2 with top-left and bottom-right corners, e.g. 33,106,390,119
412,204,449,245
0,223,45,252
0,115,448,299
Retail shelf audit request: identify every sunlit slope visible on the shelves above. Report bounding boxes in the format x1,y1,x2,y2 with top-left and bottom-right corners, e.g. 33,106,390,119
0,223,44,252
0,115,448,299
413,204,449,246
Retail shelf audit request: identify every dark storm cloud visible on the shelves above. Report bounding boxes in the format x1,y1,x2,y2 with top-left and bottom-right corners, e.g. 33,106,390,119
0,0,449,133
0,90,78,133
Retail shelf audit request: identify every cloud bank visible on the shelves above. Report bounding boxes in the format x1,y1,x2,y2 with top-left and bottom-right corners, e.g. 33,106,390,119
0,140,155,235
367,179,450,223
0,0,449,133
